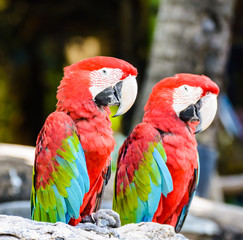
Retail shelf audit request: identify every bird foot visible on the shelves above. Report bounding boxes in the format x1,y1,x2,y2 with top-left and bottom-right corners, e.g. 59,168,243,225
76,209,121,237
82,209,121,228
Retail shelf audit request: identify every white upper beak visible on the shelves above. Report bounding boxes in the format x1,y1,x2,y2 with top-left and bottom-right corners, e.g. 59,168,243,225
196,93,218,133
114,75,138,117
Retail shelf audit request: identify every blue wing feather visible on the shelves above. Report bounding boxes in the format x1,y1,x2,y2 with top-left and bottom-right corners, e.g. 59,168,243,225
76,144,90,193
113,123,173,225
132,142,173,223
31,112,90,224
152,147,173,197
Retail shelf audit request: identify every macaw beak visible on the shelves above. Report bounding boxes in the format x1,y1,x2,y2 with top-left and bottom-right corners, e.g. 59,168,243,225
94,75,137,117
179,93,218,134
195,93,218,133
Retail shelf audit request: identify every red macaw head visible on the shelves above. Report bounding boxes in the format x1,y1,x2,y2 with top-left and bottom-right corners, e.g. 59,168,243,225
143,73,219,134
57,56,138,116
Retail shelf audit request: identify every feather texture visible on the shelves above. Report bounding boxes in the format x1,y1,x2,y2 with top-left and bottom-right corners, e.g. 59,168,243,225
31,112,89,223
31,57,138,226
113,123,173,225
114,74,219,232
175,153,200,232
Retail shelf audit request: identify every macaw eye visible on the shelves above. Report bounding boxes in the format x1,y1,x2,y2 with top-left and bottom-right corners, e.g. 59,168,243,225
180,85,195,94
99,68,109,76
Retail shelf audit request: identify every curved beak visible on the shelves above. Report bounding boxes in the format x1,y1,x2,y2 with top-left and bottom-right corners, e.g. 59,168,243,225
94,75,137,117
179,93,218,134
113,75,137,117
195,93,218,133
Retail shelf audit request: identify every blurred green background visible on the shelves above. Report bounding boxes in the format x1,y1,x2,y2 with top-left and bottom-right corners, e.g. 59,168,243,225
0,0,160,144
0,0,243,206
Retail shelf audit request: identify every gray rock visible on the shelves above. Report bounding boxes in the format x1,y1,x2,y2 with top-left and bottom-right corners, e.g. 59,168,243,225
0,157,32,202
118,222,188,240
0,214,188,240
0,143,35,203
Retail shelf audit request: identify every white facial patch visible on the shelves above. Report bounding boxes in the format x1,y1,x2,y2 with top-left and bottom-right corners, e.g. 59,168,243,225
89,68,123,98
172,85,203,116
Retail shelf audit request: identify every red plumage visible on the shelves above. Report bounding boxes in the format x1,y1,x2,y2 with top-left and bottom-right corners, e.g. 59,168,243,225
35,112,76,190
114,73,219,230
34,56,137,225
146,74,219,226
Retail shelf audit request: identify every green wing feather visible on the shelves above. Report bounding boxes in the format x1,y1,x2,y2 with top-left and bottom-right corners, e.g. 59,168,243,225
31,112,89,224
113,133,173,225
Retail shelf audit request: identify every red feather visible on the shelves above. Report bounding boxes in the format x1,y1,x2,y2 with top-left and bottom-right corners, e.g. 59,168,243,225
34,56,137,225
147,74,218,226
114,73,219,230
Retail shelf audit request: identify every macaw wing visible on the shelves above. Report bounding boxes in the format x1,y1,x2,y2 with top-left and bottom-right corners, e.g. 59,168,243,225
175,152,200,232
113,123,173,225
31,112,90,224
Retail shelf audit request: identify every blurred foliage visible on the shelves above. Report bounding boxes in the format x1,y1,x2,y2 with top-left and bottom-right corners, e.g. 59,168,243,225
218,126,243,175
225,194,243,207
111,133,126,172
148,0,160,45
0,0,242,197
218,0,243,176
0,67,21,143
0,0,160,145
110,106,122,133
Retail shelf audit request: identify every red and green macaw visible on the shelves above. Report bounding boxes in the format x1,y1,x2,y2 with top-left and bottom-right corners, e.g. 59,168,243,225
31,56,138,226
113,74,219,232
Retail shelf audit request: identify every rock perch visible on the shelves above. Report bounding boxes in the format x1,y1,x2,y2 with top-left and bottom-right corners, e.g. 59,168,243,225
0,214,188,240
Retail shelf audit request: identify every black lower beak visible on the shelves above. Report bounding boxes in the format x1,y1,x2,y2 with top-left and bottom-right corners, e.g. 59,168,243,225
179,99,202,123
179,105,199,122
94,82,122,107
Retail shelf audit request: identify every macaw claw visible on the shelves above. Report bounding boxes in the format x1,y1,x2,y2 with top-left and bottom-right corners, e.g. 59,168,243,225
81,209,121,228
77,209,121,237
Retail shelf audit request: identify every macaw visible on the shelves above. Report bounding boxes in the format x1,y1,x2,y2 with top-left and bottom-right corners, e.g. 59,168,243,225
113,74,219,232
31,56,138,226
